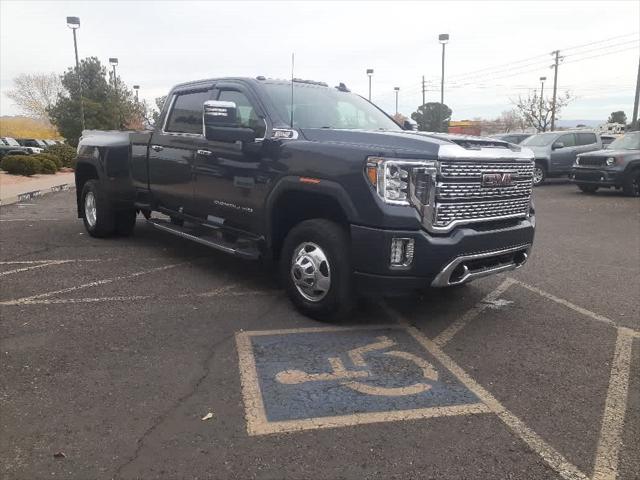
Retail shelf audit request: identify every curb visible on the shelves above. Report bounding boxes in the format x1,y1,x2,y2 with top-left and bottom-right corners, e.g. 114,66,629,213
0,183,76,206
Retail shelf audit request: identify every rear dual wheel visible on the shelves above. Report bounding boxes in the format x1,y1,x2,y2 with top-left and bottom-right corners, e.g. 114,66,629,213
81,180,136,237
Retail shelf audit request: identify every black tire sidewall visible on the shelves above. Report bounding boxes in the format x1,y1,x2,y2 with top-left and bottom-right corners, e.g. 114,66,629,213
280,219,354,321
622,170,640,197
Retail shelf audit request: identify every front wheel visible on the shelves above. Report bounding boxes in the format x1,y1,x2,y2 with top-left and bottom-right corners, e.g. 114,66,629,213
578,184,598,194
280,219,354,321
533,162,546,186
622,169,640,197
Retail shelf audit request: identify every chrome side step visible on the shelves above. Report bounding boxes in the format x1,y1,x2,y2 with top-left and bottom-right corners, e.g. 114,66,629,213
431,244,531,287
147,218,260,260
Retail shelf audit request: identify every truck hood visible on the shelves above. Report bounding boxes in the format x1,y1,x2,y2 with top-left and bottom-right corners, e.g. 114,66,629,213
299,128,526,159
523,145,551,158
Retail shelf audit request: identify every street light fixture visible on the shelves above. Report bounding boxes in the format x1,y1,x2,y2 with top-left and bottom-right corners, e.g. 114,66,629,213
66,16,85,130
539,76,547,131
394,87,400,115
133,85,140,102
366,68,374,101
438,33,450,132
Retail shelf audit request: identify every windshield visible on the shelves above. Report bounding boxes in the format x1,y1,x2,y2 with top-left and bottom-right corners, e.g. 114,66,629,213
3,137,20,146
521,132,558,146
262,83,401,131
608,132,640,150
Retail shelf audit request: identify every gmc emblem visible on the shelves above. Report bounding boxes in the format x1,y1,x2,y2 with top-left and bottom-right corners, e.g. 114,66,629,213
482,172,514,187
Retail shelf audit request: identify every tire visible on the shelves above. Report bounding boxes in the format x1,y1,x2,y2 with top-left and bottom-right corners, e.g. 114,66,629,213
578,184,598,194
533,162,546,186
280,219,354,321
622,169,640,197
81,180,115,238
115,209,137,236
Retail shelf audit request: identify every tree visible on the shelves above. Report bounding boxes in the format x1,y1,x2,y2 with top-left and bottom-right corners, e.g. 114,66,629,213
607,111,627,125
411,102,452,132
5,73,63,120
498,109,527,132
48,57,140,145
512,90,572,132
150,95,167,126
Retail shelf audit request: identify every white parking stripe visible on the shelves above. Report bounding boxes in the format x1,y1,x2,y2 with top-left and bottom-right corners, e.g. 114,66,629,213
0,260,71,276
0,263,186,306
592,329,635,480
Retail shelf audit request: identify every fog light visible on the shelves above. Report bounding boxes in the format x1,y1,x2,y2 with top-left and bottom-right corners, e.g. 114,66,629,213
390,238,414,269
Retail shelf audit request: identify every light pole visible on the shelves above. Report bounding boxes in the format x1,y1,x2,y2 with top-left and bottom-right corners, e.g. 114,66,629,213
109,58,119,129
366,68,374,101
438,33,449,132
394,87,400,115
539,76,547,132
133,85,140,103
66,16,85,130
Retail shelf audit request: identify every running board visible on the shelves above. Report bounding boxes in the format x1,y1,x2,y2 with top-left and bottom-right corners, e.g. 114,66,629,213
146,218,260,260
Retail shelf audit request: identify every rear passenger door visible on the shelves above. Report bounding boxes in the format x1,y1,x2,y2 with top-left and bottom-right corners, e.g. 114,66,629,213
550,133,577,173
148,87,214,214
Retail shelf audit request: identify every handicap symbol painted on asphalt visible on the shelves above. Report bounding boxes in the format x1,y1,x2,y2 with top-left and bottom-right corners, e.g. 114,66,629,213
237,326,488,435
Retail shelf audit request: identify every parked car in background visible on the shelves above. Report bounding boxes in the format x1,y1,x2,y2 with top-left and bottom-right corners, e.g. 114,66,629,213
43,139,59,147
571,131,640,196
521,130,602,186
0,137,30,158
601,134,621,148
16,138,46,154
490,133,532,144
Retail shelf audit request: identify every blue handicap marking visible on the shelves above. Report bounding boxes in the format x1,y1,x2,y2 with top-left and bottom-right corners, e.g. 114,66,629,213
249,327,479,423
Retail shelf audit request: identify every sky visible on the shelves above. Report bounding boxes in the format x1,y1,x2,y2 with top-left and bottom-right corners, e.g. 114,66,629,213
1,0,638,123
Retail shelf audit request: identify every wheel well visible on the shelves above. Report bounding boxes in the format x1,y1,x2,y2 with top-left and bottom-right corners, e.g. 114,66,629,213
270,190,349,260
75,162,99,217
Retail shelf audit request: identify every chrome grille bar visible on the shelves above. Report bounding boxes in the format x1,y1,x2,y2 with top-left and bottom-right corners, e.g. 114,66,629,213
434,198,530,227
437,179,532,200
440,161,534,179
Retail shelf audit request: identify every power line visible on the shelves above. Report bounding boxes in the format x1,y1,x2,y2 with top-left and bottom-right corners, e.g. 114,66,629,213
561,31,639,53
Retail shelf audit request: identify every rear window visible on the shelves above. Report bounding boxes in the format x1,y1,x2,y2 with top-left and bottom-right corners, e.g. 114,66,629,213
576,133,597,146
165,90,212,134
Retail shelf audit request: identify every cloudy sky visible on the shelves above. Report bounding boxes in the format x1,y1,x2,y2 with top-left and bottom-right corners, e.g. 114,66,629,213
1,0,638,123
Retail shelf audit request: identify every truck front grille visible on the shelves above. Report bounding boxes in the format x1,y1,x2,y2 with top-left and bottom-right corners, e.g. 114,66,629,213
413,157,534,233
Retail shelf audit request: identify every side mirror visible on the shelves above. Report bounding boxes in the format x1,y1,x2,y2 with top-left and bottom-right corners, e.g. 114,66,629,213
203,100,255,143
552,141,564,150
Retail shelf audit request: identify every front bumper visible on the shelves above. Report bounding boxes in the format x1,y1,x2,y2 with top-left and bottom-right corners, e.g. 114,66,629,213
570,167,624,187
351,217,535,294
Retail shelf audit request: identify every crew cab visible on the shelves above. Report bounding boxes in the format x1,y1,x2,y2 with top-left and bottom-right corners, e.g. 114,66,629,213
75,77,536,320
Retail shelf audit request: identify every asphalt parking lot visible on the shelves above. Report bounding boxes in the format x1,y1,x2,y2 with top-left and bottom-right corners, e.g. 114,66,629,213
1,181,638,480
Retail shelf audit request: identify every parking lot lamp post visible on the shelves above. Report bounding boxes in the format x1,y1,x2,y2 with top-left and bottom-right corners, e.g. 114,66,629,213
366,69,374,101
394,87,400,115
66,16,85,131
133,85,140,103
539,76,547,132
439,34,449,132
109,58,119,128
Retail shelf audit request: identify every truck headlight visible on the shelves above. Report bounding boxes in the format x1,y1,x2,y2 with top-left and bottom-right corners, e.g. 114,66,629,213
366,157,437,206
605,157,616,166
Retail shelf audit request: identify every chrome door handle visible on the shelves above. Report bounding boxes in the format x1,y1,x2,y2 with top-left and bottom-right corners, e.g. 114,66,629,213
151,145,164,152
197,149,213,156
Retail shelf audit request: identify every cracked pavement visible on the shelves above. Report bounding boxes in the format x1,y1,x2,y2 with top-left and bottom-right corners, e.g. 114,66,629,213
0,182,638,479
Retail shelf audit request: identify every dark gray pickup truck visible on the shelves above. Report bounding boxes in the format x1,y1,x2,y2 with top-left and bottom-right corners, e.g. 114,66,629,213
75,77,535,320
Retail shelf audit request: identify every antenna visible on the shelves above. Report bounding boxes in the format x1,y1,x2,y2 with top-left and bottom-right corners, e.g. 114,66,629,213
290,53,294,128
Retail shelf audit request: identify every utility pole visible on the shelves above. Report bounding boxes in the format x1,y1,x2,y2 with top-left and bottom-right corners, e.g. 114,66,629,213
632,55,640,131
422,75,426,106
539,76,546,132
550,50,561,131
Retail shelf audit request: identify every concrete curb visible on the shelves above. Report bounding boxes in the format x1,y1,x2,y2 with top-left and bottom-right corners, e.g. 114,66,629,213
0,183,76,206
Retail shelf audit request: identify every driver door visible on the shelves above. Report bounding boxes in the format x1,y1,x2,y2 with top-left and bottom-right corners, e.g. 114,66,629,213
550,133,577,173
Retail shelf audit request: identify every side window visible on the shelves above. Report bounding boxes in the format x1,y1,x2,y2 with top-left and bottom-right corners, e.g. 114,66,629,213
165,90,211,134
576,133,596,145
557,134,576,147
218,90,266,138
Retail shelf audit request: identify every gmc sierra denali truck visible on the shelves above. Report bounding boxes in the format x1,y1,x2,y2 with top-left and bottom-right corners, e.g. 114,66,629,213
75,77,535,320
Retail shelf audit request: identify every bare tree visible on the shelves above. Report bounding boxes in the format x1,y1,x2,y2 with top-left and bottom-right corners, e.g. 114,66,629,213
499,109,527,132
5,73,64,120
512,91,572,132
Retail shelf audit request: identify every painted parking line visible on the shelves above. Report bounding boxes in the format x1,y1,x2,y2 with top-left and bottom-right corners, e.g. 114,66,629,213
236,325,490,436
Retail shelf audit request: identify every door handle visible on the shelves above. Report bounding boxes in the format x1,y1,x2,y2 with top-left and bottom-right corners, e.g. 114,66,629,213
197,149,213,156
151,145,164,152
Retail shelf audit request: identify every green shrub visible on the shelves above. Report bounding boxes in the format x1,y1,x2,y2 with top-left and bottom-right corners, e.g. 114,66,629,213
31,153,62,170
39,158,58,174
45,144,76,169
0,155,43,176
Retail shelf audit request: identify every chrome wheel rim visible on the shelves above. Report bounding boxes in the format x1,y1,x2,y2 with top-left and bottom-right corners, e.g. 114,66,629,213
533,167,544,185
84,191,97,228
290,242,331,302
